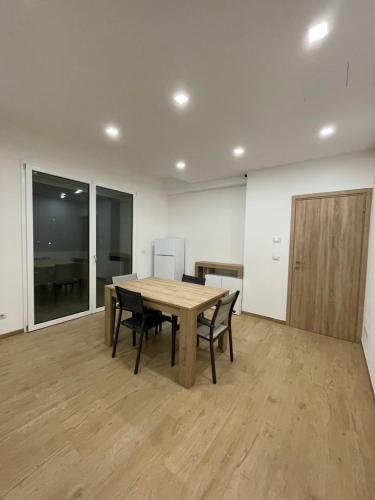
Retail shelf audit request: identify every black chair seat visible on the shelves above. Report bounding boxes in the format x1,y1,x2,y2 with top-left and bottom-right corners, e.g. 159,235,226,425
121,312,169,332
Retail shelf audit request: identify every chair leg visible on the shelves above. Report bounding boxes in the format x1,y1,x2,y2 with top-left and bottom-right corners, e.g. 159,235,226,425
134,330,145,374
145,330,149,341
172,315,177,333
132,329,136,346
196,336,200,347
156,320,161,335
112,313,122,358
209,340,217,384
228,327,234,362
171,323,176,367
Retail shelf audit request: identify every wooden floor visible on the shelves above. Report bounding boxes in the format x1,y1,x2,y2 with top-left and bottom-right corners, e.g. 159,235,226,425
0,313,375,500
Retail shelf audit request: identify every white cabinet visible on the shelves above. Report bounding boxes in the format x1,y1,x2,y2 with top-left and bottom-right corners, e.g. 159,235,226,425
222,276,243,314
205,274,222,288
205,274,242,315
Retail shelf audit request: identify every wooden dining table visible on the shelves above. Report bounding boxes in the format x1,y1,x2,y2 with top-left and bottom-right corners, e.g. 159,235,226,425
104,277,229,388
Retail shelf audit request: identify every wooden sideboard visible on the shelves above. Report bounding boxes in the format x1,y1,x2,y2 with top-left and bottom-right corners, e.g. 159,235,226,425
195,261,244,279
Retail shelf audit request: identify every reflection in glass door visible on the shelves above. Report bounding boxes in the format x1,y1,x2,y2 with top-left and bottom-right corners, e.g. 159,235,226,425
96,186,133,307
31,171,90,325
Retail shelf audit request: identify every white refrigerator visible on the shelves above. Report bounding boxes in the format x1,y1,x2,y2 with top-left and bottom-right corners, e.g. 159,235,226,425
153,238,185,280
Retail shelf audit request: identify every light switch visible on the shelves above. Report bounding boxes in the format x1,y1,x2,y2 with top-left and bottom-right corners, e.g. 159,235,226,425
272,255,280,261
273,236,282,243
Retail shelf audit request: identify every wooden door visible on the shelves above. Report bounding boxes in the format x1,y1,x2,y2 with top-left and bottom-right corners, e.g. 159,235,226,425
287,189,372,342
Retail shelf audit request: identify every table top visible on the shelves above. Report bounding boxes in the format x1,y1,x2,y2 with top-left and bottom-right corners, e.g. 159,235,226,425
106,277,228,310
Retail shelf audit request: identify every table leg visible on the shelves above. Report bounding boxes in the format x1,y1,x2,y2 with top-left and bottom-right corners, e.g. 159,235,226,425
218,292,229,353
178,310,197,388
104,288,115,346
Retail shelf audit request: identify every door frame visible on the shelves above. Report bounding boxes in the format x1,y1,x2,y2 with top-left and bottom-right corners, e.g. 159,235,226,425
24,162,94,331
23,163,137,330
286,188,373,342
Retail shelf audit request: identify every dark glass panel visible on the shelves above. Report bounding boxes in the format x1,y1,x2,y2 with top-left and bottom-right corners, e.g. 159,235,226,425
33,171,89,324
96,186,133,307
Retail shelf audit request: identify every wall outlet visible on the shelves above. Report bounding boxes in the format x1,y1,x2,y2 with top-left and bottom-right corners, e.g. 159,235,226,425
0,313,7,320
272,255,281,261
273,236,282,243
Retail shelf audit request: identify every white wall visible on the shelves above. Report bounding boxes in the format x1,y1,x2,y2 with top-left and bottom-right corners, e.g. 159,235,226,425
0,134,168,335
243,150,375,320
168,185,246,275
363,170,375,389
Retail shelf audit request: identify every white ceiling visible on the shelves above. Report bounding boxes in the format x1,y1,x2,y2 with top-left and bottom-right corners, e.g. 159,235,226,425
1,0,374,182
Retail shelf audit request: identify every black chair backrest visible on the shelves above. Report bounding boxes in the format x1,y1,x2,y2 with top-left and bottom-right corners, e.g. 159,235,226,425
115,286,144,315
211,291,239,329
182,274,206,285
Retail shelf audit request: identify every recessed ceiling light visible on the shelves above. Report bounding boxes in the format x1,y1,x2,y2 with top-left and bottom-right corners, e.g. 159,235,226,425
173,91,190,107
319,125,336,137
176,161,186,170
60,192,66,199
104,125,120,139
74,189,83,194
308,21,328,44
233,146,245,157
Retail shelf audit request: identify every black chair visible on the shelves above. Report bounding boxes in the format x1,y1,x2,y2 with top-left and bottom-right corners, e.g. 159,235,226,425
181,273,206,286
112,286,169,374
196,291,239,384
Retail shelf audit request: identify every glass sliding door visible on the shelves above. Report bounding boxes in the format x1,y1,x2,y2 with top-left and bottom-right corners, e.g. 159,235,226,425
31,171,90,325
25,169,135,329
96,186,133,308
